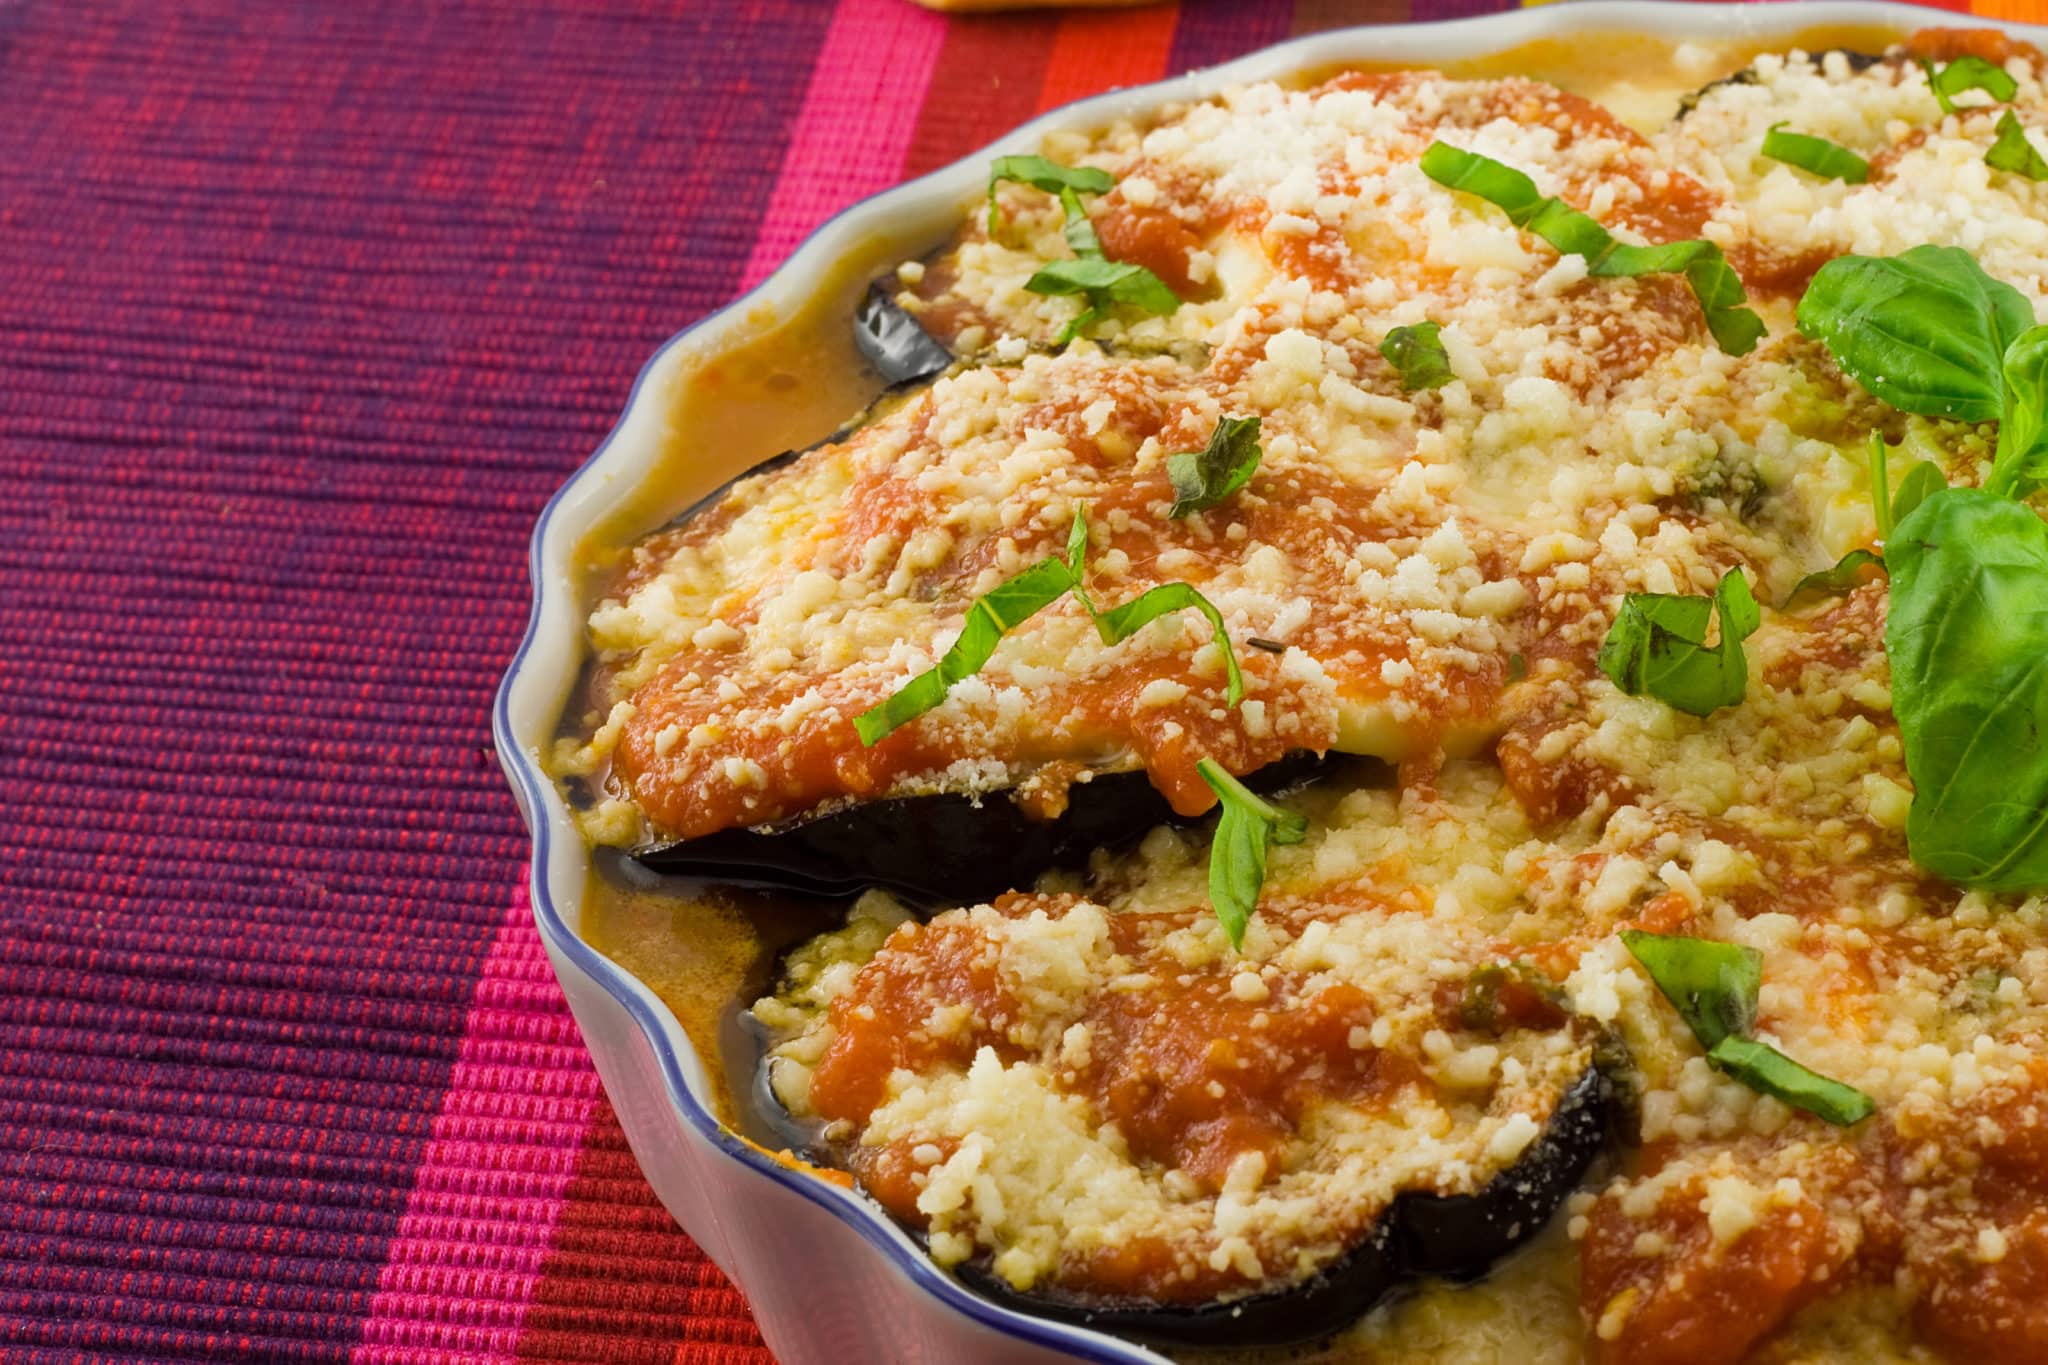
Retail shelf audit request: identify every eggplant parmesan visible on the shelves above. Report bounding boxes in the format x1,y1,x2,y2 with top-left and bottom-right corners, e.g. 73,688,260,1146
564,25,2048,1364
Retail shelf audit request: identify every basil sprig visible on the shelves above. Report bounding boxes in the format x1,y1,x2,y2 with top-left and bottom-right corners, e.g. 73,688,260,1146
1796,246,2048,889
1167,415,1262,518
1419,142,1765,356
987,155,1181,345
1197,758,1308,950
856,508,1243,743
1921,55,2019,115
1988,111,2048,181
987,155,1114,234
1886,490,2048,890
1596,568,1760,716
1380,321,1454,391
1760,123,1870,183
1622,931,1875,1127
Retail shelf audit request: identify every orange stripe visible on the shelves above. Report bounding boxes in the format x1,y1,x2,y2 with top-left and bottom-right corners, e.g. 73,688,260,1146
1035,3,1184,115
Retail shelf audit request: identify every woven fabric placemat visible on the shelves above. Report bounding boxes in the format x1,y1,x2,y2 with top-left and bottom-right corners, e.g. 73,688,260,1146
5,1,2042,1360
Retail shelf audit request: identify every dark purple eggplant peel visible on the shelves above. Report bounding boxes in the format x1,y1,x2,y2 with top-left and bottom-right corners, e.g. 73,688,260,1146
951,1067,1615,1349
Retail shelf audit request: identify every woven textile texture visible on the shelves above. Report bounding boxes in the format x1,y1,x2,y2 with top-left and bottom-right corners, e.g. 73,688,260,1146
3,1,2044,1361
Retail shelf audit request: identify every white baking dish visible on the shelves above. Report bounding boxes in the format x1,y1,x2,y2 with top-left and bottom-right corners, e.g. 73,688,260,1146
492,5,2030,1360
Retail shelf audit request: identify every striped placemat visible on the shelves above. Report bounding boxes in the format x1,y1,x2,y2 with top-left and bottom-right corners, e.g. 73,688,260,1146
3,1,2040,1360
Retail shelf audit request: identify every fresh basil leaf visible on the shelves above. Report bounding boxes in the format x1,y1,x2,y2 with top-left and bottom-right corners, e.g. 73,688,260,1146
1094,582,1245,706
1167,416,1263,518
1028,257,1180,345
1059,185,1105,259
1988,111,2048,181
1787,549,1885,607
1990,325,2048,499
1761,123,1870,183
987,155,1115,233
1891,460,1947,528
1419,141,1765,356
855,554,1078,744
1381,321,1455,391
1620,930,1762,1048
1197,758,1308,951
1886,488,2048,890
1706,1036,1876,1127
1596,568,1761,716
1623,932,1875,1125
1052,307,1102,348
1028,257,1180,313
1922,55,2019,116
1797,246,2035,423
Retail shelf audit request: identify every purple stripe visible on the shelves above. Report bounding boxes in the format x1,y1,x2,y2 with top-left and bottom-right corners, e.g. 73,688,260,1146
1168,0,1298,72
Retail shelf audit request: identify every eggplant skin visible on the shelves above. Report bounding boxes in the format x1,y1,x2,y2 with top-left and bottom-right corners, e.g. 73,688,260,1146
947,1065,1614,1350
954,1222,1402,1352
854,282,954,385
632,752,1330,908
1672,49,1884,122
1393,1066,1611,1279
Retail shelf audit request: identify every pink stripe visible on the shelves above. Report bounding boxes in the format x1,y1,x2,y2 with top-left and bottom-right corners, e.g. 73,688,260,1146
350,893,603,1364
739,0,947,290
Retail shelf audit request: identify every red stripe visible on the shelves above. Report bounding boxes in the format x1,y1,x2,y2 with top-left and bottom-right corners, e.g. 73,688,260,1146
1036,3,1184,113
903,14,1061,176
510,1103,772,1364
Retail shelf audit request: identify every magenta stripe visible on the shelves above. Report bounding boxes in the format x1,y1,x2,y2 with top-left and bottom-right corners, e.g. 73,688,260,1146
350,894,604,1364
739,0,948,290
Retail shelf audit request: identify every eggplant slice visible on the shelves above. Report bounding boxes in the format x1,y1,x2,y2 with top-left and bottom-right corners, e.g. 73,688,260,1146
1672,49,1885,121
633,751,1332,906
954,1068,1615,1350
854,282,954,385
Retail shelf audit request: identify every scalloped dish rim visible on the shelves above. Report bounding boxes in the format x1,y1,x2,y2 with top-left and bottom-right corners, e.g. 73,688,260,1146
491,4,2041,1361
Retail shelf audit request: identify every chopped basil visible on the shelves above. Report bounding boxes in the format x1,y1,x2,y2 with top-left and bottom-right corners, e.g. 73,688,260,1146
1418,141,1765,356
1596,568,1760,717
858,506,1251,743
1026,258,1180,345
1787,549,1884,607
988,155,1181,345
1167,415,1263,518
1620,930,1760,1046
1197,758,1308,950
1705,1037,1876,1126
1989,110,2048,180
1622,930,1874,1126
1921,55,2019,116
1506,652,1527,683
1797,245,2035,425
1093,582,1245,707
1380,321,1454,391
1760,123,1870,183
1886,489,2048,890
987,155,1114,233
853,549,1081,745
1059,185,1105,257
